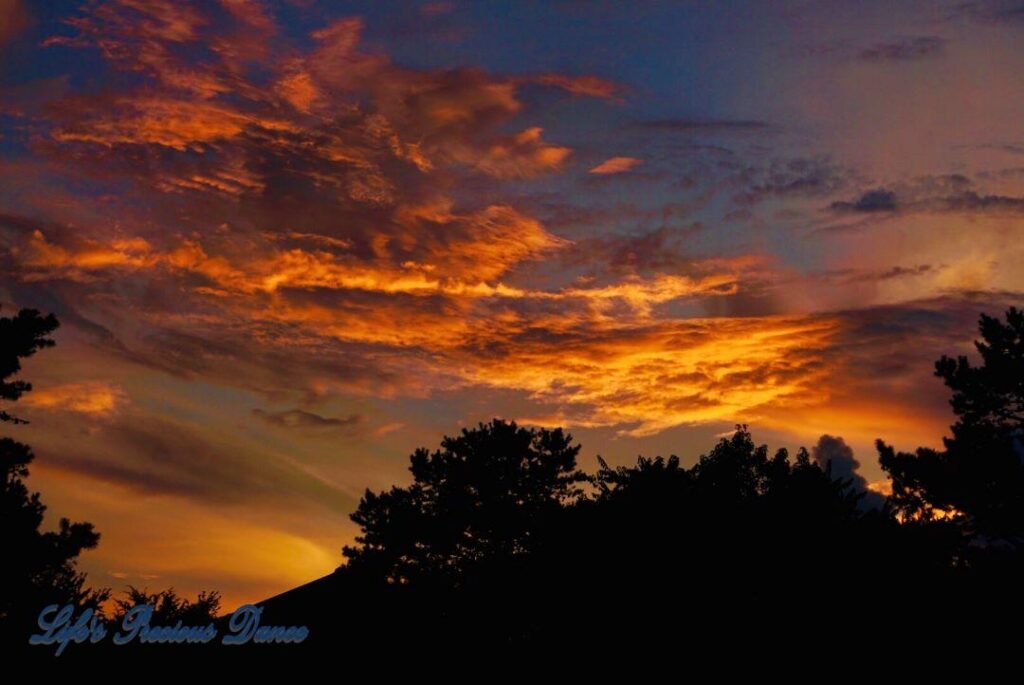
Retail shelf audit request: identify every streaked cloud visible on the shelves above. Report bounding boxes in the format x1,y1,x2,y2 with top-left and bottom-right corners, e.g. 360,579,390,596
532,73,624,100
857,36,946,62
589,156,643,175
252,408,364,432
469,315,839,436
830,188,898,213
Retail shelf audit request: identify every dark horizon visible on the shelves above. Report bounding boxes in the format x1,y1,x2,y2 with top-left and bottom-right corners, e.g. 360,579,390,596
4,303,1024,658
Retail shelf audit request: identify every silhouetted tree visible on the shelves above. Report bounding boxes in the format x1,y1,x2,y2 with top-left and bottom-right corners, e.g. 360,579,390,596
0,309,107,642
879,307,1024,543
575,427,893,631
343,419,586,587
0,309,58,424
266,309,1024,656
330,423,909,649
111,587,221,626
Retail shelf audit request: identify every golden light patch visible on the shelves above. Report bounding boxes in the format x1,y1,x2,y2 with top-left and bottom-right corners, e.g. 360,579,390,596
867,479,892,496
23,381,127,416
31,465,339,610
460,316,839,436
758,396,950,450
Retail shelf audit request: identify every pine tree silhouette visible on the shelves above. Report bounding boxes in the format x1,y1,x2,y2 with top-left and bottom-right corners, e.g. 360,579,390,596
0,310,108,645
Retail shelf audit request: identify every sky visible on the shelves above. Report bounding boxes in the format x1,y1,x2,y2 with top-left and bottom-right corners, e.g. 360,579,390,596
1,0,1023,609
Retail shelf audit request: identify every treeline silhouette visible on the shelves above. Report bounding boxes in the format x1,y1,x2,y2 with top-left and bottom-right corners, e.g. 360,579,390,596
261,306,1024,656
3,306,1024,659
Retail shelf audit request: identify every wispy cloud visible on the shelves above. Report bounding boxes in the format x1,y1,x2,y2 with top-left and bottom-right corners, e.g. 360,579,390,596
252,408,364,432
589,157,643,175
857,36,946,62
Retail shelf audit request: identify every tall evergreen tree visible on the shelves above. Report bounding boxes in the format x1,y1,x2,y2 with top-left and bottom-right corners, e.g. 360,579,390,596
0,309,107,641
880,307,1024,541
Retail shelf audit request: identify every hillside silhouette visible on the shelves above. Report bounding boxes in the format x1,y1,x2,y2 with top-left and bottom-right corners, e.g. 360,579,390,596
3,306,1024,660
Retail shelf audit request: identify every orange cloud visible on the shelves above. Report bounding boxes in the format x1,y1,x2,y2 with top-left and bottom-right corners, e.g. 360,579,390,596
54,97,296,151
16,222,738,314
460,316,838,436
157,163,265,197
453,127,572,178
18,230,155,279
590,156,643,175
13,0,982,449
23,381,127,416
533,73,624,100
275,68,319,113
11,212,825,437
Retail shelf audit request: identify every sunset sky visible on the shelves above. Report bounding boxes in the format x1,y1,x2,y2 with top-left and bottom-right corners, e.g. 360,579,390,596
2,0,1023,608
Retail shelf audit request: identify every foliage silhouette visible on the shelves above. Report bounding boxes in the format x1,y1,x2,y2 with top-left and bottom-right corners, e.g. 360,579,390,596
880,307,1024,542
2,309,222,657
111,586,222,626
0,309,108,645
7,305,1024,658
307,423,924,651
342,420,586,586
0,308,58,424
298,309,1024,653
